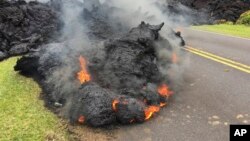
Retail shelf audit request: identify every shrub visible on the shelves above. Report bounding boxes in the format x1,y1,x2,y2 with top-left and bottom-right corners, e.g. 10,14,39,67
236,10,250,26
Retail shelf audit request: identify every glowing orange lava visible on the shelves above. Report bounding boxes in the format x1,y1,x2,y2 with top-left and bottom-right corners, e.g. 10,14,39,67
112,99,119,112
144,106,160,120
160,102,167,107
78,115,85,124
77,56,91,84
157,84,173,97
172,53,178,64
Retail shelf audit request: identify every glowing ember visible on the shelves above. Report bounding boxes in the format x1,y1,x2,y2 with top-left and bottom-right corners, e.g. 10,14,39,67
144,106,160,120
158,84,173,97
78,115,85,124
160,102,167,107
77,56,91,84
172,53,178,64
112,99,119,112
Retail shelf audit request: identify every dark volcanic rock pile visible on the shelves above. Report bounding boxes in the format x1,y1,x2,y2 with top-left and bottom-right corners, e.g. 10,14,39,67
0,0,60,61
173,0,250,23
15,21,182,127
13,0,186,127
207,0,250,22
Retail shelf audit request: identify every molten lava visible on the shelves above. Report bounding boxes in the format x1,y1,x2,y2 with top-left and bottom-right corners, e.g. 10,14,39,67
160,102,167,107
77,56,91,84
172,53,178,64
112,99,119,112
78,115,85,124
158,84,173,97
144,106,160,120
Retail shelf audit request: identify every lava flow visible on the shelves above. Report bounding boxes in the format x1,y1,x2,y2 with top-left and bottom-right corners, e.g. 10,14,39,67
112,99,119,112
144,106,160,120
15,20,181,127
158,84,173,97
160,102,167,107
77,56,91,84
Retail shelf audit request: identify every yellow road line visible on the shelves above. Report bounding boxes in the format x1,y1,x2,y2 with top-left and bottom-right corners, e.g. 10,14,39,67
186,46,250,70
183,47,250,74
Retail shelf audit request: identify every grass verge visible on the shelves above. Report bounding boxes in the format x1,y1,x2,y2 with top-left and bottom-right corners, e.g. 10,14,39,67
192,24,250,39
0,57,68,141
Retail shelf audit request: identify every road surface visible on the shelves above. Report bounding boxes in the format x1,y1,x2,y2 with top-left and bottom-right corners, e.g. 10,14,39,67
109,29,250,141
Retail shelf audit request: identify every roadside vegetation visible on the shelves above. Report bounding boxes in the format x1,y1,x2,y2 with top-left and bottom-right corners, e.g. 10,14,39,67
192,24,250,39
0,58,68,141
193,10,250,39
236,10,250,26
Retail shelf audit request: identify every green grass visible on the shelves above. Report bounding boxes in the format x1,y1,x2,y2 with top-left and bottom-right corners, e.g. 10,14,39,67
0,58,68,141
192,24,250,39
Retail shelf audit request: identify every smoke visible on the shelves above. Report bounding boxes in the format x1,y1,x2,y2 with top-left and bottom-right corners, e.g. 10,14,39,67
98,0,190,90
89,0,190,89
37,0,94,116
103,0,195,27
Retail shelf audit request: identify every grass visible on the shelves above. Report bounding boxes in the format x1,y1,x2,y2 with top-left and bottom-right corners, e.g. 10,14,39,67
192,24,250,39
0,57,68,141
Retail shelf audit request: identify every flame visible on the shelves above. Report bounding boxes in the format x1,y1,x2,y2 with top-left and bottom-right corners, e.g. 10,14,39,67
144,106,160,120
172,53,178,64
160,102,167,107
158,84,173,97
112,99,119,112
78,115,85,124
77,56,91,84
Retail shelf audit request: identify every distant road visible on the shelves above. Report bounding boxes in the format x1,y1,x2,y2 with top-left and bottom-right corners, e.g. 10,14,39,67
113,28,250,141
183,28,250,65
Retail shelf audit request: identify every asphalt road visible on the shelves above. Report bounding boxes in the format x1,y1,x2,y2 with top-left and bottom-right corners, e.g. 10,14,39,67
112,29,250,141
